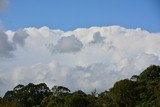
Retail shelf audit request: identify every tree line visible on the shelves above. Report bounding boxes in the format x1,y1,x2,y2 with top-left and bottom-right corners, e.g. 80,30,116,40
0,65,160,107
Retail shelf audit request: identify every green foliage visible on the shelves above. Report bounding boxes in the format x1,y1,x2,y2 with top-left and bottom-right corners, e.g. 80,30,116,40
41,96,65,107
139,65,160,81
1,65,160,107
135,65,160,106
51,85,70,96
0,101,23,107
3,83,51,107
65,90,90,107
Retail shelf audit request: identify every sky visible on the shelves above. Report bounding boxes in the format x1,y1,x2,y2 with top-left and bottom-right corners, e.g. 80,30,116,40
0,0,160,96
0,0,160,32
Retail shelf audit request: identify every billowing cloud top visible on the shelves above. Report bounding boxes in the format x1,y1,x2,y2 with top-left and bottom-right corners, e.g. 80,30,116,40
0,26,160,96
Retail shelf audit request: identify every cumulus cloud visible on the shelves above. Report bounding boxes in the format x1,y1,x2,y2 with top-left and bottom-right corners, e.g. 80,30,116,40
0,29,28,58
0,77,8,96
0,26,160,96
0,29,15,57
52,35,83,53
3,61,124,94
13,30,29,46
90,32,105,44
0,69,11,96
0,0,9,12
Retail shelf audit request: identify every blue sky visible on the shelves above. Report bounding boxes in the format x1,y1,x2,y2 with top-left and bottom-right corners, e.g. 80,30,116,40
0,0,160,32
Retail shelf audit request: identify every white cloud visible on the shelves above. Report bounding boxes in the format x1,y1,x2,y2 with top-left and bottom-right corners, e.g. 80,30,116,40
0,29,15,58
89,32,105,44
0,26,160,96
13,30,29,46
2,61,124,95
51,35,83,53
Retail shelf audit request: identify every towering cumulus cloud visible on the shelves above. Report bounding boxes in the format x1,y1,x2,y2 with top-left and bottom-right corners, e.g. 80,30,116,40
0,26,160,96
